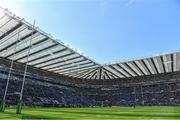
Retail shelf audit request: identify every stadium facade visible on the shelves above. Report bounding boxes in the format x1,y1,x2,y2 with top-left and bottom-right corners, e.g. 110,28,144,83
0,8,179,114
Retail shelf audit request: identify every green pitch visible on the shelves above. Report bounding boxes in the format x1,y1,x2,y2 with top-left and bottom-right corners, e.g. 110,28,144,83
0,106,180,120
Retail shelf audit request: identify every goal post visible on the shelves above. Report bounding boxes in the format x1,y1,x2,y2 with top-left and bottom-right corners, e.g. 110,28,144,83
16,100,23,114
0,100,6,112
16,20,35,114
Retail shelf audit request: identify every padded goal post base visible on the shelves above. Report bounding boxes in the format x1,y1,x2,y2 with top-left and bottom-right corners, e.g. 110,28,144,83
0,100,6,112
16,100,23,114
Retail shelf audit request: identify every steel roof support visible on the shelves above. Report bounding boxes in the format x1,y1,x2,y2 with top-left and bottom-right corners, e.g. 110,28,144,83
103,67,120,79
0,31,37,53
15,43,59,61
56,64,95,73
141,60,152,75
30,51,73,66
39,56,82,68
124,63,139,76
0,23,22,40
109,65,126,77
150,58,158,74
104,71,111,79
89,70,97,79
6,37,48,58
160,56,166,73
81,68,98,79
49,61,92,72
133,61,145,75
171,54,174,72
45,59,86,70
118,64,134,77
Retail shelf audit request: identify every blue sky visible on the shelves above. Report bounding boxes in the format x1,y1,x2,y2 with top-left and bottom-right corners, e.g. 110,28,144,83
1,0,180,64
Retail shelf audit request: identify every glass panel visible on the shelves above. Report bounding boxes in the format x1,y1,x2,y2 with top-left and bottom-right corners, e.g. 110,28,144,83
29,50,72,65
40,57,84,69
105,66,124,78
176,53,180,71
0,25,26,44
0,10,5,20
3,34,46,57
3,19,19,32
127,62,142,76
0,28,32,51
119,63,136,76
37,54,80,68
2,32,41,56
48,60,91,71
0,15,12,36
55,63,95,73
17,41,59,62
155,56,164,73
135,60,149,75
9,39,53,61
57,65,99,74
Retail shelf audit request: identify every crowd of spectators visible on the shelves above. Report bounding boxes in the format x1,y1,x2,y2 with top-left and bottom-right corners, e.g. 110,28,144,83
0,58,179,107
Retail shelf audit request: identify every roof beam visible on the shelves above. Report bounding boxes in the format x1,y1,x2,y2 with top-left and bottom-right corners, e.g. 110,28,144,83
0,22,22,40
0,31,37,53
29,48,71,65
171,54,174,72
38,56,82,68
63,69,88,76
59,66,98,75
0,17,13,30
109,65,126,77
134,60,149,75
150,58,158,74
160,56,166,73
116,64,132,77
49,61,92,71
104,71,111,79
15,43,59,61
152,57,162,73
118,63,136,77
124,63,138,76
6,37,48,58
110,74,116,79
126,62,142,76
32,50,73,66
173,53,177,72
99,67,102,79
141,59,152,75
175,53,180,71
89,70,97,79
45,59,86,70
67,70,89,78
56,64,96,74
103,67,121,79
81,68,98,79
75,70,94,78
84,69,97,79
132,61,144,75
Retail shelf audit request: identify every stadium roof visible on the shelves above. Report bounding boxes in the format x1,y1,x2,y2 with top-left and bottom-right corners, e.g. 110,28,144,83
0,8,179,80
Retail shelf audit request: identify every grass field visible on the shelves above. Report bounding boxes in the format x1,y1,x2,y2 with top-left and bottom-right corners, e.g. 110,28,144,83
0,106,180,120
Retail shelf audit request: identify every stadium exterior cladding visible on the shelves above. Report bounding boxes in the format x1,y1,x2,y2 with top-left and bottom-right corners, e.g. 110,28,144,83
0,7,180,82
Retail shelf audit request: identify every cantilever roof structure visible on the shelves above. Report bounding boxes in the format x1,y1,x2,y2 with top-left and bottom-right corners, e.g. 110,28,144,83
0,8,180,80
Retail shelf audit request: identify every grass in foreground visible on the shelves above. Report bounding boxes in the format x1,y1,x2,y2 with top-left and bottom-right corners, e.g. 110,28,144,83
0,106,180,120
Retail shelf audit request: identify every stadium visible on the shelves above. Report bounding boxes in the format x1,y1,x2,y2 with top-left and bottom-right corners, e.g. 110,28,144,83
0,3,180,120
